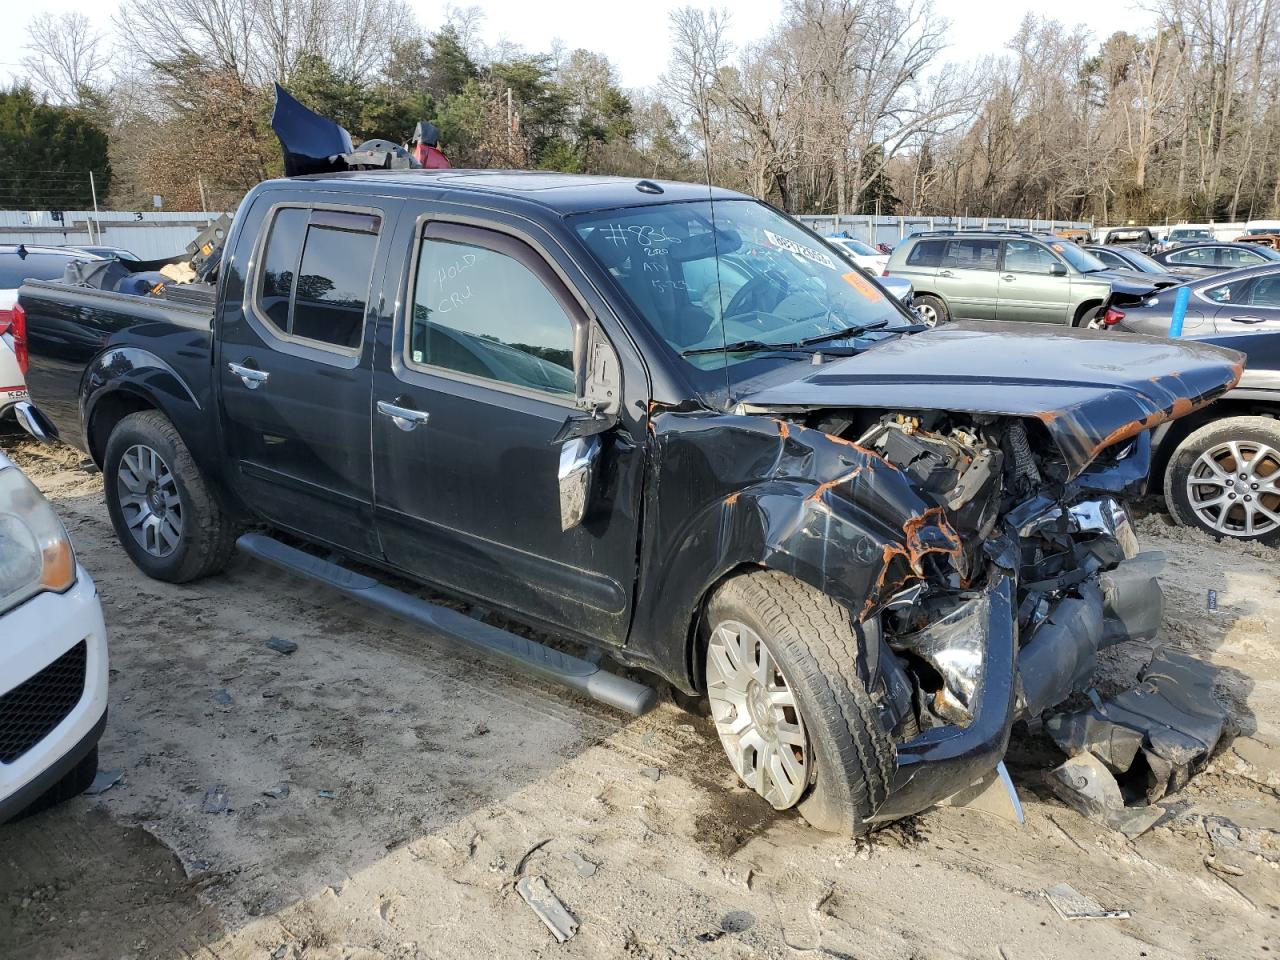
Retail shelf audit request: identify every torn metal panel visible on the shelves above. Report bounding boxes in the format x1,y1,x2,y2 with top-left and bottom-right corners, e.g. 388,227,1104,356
516,875,579,943
1046,648,1227,806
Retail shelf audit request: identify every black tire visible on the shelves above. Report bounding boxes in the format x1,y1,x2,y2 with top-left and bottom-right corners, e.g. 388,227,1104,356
103,410,237,582
914,294,948,327
13,746,98,821
1074,304,1103,328
1164,415,1280,545
705,571,894,835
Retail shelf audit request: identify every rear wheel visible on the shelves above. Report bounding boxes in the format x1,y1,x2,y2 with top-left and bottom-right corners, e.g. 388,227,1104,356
704,571,894,834
1076,305,1104,329
103,411,237,582
1164,416,1280,544
913,295,948,327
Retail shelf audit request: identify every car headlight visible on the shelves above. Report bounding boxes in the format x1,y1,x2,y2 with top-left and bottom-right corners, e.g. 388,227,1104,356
0,465,75,615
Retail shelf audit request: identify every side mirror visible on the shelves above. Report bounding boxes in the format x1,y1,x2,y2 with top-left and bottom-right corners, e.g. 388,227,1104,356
558,434,601,531
1050,263,1068,276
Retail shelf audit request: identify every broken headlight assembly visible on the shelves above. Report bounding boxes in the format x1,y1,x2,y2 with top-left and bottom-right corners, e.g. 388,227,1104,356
0,464,76,616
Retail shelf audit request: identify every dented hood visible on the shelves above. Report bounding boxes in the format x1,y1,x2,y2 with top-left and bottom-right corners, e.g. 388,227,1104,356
740,321,1243,475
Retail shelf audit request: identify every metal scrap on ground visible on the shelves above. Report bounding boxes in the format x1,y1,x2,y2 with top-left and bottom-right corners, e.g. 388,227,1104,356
1044,883,1130,921
515,875,578,943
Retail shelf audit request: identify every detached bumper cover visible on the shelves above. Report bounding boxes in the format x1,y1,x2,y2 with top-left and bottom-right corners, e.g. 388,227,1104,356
871,576,1017,822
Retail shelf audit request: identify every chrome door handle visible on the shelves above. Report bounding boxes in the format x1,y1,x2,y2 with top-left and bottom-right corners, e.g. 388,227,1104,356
1001,274,1015,281
938,270,955,277
377,400,430,431
227,361,269,389
1230,315,1266,324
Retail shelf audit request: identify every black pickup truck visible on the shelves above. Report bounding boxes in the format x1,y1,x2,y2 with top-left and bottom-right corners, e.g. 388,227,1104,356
14,156,1243,833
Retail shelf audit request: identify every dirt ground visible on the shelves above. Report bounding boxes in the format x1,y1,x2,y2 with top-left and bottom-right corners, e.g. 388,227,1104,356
1,435,1276,960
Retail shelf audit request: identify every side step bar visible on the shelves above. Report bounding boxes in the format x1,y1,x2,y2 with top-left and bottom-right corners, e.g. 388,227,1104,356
235,533,659,716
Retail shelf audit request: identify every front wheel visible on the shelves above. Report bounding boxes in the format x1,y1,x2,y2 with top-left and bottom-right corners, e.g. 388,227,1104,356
1164,416,1280,544
704,571,895,834
103,411,237,582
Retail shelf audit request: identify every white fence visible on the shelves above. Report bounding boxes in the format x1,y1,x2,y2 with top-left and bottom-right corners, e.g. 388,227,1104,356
0,210,229,261
796,214,1093,247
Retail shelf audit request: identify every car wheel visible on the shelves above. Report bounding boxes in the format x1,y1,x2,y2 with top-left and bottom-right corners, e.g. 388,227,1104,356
103,411,237,582
913,295,948,327
12,746,98,821
704,570,894,834
1077,306,1104,329
1164,416,1280,545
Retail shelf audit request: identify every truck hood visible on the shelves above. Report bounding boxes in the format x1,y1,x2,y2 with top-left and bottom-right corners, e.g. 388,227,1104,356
739,321,1243,476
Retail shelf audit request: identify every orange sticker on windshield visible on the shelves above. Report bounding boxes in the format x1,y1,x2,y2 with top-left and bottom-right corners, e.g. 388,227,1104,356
841,271,884,302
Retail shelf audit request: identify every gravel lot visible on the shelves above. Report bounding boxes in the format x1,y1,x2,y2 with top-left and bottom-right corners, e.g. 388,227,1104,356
1,435,1277,960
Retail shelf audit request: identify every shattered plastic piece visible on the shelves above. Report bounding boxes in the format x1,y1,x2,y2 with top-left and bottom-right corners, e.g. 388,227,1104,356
202,785,228,814
1044,883,1130,920
317,790,337,800
84,768,124,795
940,760,1024,824
567,851,598,878
516,875,578,943
265,636,298,655
210,689,232,705
1046,753,1163,838
1207,589,1218,611
263,784,290,800
640,766,661,781
1045,648,1226,806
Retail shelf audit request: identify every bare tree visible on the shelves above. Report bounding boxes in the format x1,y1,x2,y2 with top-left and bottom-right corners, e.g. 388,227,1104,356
662,6,733,181
22,12,110,105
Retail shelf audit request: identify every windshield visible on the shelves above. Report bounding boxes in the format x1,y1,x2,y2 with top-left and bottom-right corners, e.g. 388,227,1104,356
836,238,879,256
572,199,911,376
1051,240,1108,273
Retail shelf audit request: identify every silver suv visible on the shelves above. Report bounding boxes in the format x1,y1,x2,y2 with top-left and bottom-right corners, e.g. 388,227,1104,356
886,230,1159,327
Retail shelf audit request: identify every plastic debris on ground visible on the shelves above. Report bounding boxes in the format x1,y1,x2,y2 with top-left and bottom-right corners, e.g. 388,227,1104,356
263,784,290,800
515,875,578,942
84,768,125,796
1043,648,1227,836
201,785,229,814
1044,882,1130,920
265,636,298,655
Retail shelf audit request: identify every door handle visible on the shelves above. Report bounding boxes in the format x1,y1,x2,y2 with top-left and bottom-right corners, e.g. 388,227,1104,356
1001,274,1015,281
938,269,955,277
227,361,269,389
377,400,430,431
1230,315,1266,324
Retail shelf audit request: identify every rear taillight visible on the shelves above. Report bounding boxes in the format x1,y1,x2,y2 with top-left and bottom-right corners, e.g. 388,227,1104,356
11,303,28,374
881,268,890,277
1102,307,1125,327
0,308,11,337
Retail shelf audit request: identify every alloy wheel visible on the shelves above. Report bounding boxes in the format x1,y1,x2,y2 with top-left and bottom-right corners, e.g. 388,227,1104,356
116,444,184,557
706,620,810,809
1186,439,1280,538
915,304,938,327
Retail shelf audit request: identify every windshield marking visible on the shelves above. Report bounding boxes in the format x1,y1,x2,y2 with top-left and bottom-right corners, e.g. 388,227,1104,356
764,229,837,269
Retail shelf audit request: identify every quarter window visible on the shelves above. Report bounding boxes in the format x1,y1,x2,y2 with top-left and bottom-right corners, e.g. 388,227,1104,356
1218,247,1266,267
256,207,380,350
906,240,944,267
408,234,576,398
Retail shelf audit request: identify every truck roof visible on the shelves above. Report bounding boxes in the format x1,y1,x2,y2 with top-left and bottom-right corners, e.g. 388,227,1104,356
284,169,749,216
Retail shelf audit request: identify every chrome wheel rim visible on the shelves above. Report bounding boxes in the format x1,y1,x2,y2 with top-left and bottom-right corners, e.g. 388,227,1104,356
1186,439,1280,538
1085,311,1105,330
706,620,810,810
916,303,938,327
116,444,183,557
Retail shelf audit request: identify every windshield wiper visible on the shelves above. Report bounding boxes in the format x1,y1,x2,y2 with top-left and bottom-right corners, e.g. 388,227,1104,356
681,320,892,358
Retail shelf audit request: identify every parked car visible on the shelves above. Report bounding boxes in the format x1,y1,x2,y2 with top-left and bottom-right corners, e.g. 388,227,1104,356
1103,227,1157,254
1235,233,1280,250
827,236,889,274
1081,244,1205,284
0,450,109,823
1164,227,1216,249
62,245,139,262
1,245,103,418
1152,242,1280,274
885,229,1160,326
1102,264,1280,542
14,98,1242,834
1054,228,1092,244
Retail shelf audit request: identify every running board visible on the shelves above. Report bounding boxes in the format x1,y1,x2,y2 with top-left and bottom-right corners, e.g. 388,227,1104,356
235,533,658,716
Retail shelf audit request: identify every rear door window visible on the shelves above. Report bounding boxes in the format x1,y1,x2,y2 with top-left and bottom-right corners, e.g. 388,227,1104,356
1169,247,1215,266
941,239,999,271
255,206,381,352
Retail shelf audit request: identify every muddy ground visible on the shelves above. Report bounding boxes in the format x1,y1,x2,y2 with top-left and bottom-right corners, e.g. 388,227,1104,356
0,435,1276,960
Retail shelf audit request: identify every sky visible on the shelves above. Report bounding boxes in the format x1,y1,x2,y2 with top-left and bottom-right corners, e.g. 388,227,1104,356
0,0,1157,91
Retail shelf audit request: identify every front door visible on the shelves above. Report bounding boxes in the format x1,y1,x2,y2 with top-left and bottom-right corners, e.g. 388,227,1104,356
371,213,645,645
217,196,401,557
1208,270,1280,331
996,239,1070,323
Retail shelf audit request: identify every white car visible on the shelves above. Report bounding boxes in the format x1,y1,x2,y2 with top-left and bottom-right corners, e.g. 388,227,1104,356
828,237,890,275
0,451,109,823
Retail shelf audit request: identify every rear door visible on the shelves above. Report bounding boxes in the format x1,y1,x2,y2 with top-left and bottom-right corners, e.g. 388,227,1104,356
996,239,1070,323
935,238,1000,319
370,207,646,645
217,194,402,557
